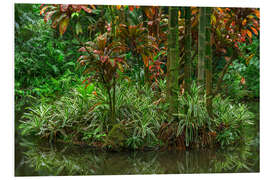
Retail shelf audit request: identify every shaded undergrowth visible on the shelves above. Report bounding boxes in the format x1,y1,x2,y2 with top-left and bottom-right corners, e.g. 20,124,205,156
19,81,254,151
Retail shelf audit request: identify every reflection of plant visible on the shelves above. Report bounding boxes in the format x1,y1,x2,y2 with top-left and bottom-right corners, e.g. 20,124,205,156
19,137,258,175
213,145,255,172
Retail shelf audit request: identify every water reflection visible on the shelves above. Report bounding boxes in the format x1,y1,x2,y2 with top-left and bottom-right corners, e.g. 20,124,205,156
15,137,259,176
15,101,259,176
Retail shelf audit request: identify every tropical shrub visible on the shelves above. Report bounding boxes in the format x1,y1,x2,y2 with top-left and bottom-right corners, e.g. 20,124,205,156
15,7,82,104
159,82,254,149
212,96,254,147
222,37,259,100
175,83,211,148
19,81,167,149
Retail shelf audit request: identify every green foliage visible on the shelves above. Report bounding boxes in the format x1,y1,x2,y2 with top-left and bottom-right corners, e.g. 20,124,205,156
223,37,259,99
175,83,210,147
115,83,166,149
15,5,259,153
173,82,254,148
15,4,40,37
18,137,258,175
212,96,254,147
19,84,97,142
19,81,167,149
15,22,79,83
15,4,83,110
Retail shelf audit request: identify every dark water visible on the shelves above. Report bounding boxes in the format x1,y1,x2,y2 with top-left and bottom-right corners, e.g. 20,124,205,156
15,102,259,176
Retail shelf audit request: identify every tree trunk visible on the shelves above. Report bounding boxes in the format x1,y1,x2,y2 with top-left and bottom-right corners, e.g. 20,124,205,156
167,6,180,118
198,7,206,87
205,7,213,117
184,7,192,94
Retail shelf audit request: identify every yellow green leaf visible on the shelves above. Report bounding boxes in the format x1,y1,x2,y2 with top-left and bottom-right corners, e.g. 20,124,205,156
75,22,83,35
242,19,247,26
116,5,122,10
211,14,216,25
245,54,254,65
59,17,69,36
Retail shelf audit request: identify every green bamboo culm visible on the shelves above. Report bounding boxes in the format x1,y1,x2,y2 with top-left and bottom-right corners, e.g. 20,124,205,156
167,6,180,119
184,7,192,94
205,7,213,117
198,7,206,88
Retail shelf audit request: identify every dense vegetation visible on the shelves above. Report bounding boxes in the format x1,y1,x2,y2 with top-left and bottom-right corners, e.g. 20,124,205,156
15,4,259,151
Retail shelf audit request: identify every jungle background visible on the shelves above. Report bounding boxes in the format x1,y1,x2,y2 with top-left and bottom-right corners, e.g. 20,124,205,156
12,1,261,176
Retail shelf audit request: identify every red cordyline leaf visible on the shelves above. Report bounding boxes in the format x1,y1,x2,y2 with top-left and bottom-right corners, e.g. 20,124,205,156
100,56,108,63
114,58,123,63
116,5,122,10
247,30,252,39
240,36,246,42
90,5,96,9
93,50,101,55
51,13,67,28
250,27,258,36
77,55,88,62
148,21,154,26
81,5,92,13
60,4,69,12
78,47,88,52
82,79,88,84
254,9,260,18
40,6,49,15
129,6,134,11
71,5,82,12
240,77,246,85
85,83,90,89
224,56,231,62
44,10,56,23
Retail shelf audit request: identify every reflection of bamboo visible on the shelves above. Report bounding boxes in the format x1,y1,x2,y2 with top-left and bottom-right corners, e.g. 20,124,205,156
22,140,256,175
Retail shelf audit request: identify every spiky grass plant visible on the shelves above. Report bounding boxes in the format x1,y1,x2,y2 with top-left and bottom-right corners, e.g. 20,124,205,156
19,81,167,149
212,96,254,147
175,82,210,147
167,81,254,149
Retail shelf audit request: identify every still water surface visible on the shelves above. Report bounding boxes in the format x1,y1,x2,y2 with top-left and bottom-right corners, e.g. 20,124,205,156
15,102,259,176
